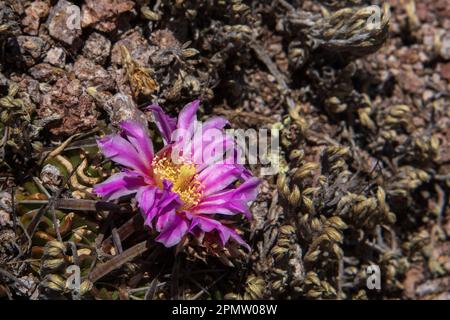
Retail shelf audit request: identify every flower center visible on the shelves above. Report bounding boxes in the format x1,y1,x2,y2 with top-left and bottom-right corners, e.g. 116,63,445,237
152,155,204,209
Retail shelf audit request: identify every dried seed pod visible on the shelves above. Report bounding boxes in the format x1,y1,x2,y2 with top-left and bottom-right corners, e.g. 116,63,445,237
304,249,321,263
181,48,200,59
294,162,320,180
321,281,337,296
223,292,240,300
43,241,66,258
302,196,313,212
311,218,322,233
140,5,161,21
244,275,265,300
280,224,296,236
326,216,348,230
358,106,376,131
271,245,289,261
332,243,343,259
305,271,321,287
34,231,56,243
311,3,391,57
232,3,249,14
79,280,93,296
41,274,66,292
41,258,66,273
185,9,197,19
306,289,322,298
288,185,301,207
323,227,343,243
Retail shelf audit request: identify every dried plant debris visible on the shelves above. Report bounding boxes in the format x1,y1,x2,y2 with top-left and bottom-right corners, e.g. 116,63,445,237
37,76,99,136
0,0,449,300
81,0,135,32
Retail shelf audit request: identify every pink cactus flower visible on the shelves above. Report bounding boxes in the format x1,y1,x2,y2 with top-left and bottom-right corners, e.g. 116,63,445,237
93,100,260,249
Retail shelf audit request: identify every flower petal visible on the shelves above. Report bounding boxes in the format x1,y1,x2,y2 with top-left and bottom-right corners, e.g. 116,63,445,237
93,172,146,200
136,186,158,226
202,116,229,132
196,134,236,171
155,209,176,232
228,229,251,251
98,134,149,175
147,104,177,144
193,177,260,219
158,180,182,213
190,201,247,217
198,177,260,203
120,120,154,165
197,164,243,196
180,116,229,164
155,214,189,247
135,179,182,231
177,100,200,135
188,215,250,250
229,177,261,202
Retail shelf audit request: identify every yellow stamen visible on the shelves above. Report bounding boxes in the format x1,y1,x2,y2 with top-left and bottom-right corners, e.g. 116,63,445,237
152,155,204,209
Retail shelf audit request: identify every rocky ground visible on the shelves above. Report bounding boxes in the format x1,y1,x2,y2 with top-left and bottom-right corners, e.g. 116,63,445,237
0,0,449,299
